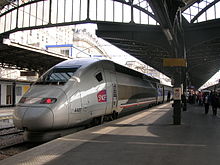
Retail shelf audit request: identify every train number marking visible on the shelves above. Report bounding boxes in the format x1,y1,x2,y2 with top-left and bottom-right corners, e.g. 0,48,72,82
97,90,107,102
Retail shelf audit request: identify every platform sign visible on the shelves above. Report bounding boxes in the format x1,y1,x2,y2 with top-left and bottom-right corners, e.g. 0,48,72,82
173,88,182,100
163,58,187,67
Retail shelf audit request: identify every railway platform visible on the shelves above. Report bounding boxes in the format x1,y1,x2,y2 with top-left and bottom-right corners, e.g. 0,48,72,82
0,107,14,128
1,103,220,165
0,107,14,116
0,107,14,120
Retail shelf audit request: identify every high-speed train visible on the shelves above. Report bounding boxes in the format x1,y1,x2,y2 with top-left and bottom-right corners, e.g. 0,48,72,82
13,58,172,141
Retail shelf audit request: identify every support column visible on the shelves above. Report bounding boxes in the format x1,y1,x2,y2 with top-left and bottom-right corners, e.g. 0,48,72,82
173,68,182,125
163,58,186,125
179,8,187,112
182,67,187,111
173,8,187,121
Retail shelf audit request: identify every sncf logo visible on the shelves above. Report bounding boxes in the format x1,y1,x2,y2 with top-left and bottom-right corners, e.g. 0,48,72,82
97,90,107,102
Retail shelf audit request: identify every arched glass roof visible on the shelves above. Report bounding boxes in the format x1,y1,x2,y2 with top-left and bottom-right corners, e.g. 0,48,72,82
0,0,159,35
1,0,220,89
183,0,220,23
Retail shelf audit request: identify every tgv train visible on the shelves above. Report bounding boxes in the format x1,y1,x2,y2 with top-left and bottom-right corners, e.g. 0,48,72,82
13,58,172,141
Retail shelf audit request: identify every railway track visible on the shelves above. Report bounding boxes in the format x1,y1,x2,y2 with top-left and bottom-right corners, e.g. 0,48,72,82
0,126,24,137
0,126,24,150
0,126,33,160
0,142,41,160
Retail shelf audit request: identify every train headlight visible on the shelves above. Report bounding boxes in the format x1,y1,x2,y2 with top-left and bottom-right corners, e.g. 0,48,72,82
40,98,57,104
18,97,57,104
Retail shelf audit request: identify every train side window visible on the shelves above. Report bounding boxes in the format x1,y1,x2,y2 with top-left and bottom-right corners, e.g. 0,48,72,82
95,72,103,82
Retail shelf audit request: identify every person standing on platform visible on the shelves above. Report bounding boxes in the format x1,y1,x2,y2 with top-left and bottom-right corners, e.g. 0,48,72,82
203,93,210,114
211,92,218,116
198,91,203,105
167,91,171,102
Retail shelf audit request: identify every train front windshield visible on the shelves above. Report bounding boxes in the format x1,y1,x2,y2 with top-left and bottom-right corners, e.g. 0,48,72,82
36,67,79,85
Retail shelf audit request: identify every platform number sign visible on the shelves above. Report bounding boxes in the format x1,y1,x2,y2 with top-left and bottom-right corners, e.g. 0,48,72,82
97,90,107,102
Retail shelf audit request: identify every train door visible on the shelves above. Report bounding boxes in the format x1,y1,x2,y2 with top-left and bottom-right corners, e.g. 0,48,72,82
93,70,107,116
157,83,163,103
104,71,118,115
163,86,165,102
80,65,107,119
110,72,118,110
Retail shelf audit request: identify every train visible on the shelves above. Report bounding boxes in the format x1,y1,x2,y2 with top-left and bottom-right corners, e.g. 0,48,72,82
13,58,172,141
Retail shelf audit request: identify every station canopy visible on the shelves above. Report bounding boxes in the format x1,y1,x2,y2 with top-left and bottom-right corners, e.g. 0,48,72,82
96,0,220,89
0,0,220,89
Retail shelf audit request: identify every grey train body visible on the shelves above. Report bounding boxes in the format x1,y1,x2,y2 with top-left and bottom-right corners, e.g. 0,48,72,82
13,58,172,141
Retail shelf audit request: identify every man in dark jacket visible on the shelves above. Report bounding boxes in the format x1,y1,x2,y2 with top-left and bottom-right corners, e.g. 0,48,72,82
211,92,218,116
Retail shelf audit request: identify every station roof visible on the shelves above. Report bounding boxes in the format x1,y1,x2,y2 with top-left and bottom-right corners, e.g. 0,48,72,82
0,40,67,73
96,0,220,89
1,0,220,89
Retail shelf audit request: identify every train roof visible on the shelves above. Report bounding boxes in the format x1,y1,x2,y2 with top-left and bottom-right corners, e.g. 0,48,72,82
53,58,160,83
54,58,100,68
113,62,160,83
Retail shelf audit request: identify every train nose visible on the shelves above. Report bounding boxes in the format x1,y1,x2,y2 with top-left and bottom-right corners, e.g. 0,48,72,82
13,106,28,129
13,106,54,131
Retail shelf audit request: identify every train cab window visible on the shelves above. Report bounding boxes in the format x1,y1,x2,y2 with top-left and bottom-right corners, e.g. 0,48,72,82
36,67,79,85
95,72,103,82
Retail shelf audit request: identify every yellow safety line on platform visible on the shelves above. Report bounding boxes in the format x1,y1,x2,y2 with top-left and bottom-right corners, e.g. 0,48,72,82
0,116,13,120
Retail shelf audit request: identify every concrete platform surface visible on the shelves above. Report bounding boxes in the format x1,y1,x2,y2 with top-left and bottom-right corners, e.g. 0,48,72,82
1,103,220,165
0,107,14,119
